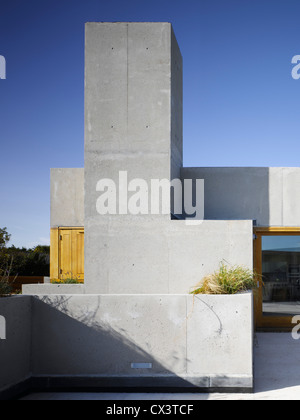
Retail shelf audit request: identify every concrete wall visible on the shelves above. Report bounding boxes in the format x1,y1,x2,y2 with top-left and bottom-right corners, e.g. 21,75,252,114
0,293,253,394
84,23,177,217
84,22,180,181
84,23,183,292
50,168,84,228
182,167,300,227
0,296,31,395
83,219,253,294
30,293,253,390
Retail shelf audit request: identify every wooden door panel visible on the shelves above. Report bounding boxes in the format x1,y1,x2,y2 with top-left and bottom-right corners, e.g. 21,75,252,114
51,228,85,281
72,230,84,280
59,230,72,278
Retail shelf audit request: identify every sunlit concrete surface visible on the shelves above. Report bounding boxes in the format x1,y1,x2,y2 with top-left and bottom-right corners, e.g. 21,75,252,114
20,333,300,400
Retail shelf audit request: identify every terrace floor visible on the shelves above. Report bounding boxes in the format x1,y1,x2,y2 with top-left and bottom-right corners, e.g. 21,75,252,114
21,333,300,400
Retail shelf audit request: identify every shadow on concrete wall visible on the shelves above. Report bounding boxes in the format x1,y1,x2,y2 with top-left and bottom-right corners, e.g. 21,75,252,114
0,295,253,398
30,296,204,393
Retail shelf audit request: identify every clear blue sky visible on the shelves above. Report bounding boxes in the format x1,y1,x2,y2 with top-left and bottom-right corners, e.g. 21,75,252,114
0,0,300,248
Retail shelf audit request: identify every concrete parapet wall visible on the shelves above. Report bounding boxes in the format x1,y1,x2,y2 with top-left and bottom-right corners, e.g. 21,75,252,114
0,296,31,396
0,293,253,396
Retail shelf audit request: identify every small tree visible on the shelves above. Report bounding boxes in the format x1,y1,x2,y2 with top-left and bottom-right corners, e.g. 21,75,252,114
0,227,10,249
0,228,13,296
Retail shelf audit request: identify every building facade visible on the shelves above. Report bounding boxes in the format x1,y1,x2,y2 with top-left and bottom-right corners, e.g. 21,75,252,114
12,23,300,395
49,22,300,331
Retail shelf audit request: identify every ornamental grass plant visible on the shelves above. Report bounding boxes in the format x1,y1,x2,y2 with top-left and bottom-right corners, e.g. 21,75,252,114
191,262,259,295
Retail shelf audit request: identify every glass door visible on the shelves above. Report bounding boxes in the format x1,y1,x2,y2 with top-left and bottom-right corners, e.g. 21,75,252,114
254,228,300,330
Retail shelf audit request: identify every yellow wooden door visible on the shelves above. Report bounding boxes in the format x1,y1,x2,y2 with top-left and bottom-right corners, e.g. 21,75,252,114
50,228,84,281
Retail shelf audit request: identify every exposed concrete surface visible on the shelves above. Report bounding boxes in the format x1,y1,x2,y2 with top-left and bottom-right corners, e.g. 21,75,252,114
50,168,84,228
84,22,179,292
22,284,85,295
84,219,253,294
0,294,253,396
182,167,300,227
29,294,253,387
20,333,300,400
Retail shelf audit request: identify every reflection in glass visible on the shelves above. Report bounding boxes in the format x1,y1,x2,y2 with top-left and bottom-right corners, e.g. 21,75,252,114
262,236,300,317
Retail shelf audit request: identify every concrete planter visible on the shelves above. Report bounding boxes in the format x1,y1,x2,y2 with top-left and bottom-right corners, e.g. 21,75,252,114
0,292,254,397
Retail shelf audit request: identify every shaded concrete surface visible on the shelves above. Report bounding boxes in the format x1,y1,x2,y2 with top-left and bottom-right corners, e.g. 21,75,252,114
20,333,300,400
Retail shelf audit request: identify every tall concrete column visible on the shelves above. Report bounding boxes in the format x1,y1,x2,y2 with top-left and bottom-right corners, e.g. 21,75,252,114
84,22,183,293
